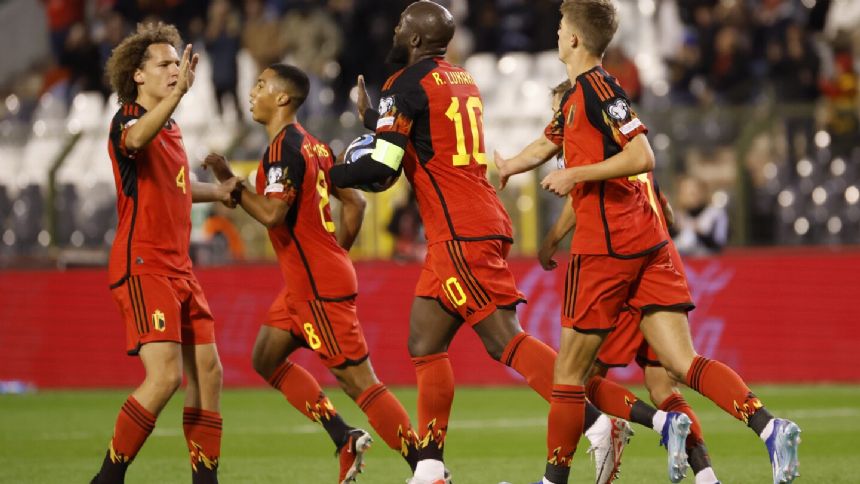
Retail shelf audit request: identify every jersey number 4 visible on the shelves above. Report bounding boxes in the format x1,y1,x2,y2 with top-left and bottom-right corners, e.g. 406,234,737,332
445,96,487,166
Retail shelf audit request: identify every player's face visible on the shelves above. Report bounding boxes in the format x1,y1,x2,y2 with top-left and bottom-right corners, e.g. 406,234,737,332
557,15,575,61
135,43,180,101
249,69,283,123
387,12,412,66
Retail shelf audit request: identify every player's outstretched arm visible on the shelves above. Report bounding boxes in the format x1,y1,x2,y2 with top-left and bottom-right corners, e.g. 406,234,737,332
191,177,241,206
332,186,366,251
125,44,198,151
233,184,291,229
541,134,655,196
538,197,576,270
494,137,561,189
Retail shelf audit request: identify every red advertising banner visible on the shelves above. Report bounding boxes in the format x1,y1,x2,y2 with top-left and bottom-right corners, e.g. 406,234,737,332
1,249,858,388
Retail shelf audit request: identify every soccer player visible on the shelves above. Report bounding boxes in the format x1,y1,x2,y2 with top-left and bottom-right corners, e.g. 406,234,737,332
497,2,801,484
93,23,240,484
329,2,627,483
203,64,419,483
501,78,720,483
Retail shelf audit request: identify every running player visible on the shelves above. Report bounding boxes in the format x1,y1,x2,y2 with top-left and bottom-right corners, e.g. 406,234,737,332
499,2,801,483
329,2,627,483
203,63,419,483
92,23,240,484
499,79,720,483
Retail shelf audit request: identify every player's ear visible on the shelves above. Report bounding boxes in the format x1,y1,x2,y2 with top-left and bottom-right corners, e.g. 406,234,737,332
133,67,145,85
276,92,290,107
410,32,421,49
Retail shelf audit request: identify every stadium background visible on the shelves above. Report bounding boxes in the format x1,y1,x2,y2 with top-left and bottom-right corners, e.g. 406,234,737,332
0,0,859,483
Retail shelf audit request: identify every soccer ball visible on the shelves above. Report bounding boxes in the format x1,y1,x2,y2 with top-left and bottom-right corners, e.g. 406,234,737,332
342,133,402,193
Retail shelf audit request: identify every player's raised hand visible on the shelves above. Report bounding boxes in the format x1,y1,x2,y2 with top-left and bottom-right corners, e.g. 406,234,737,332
175,44,199,95
356,75,372,122
541,168,578,197
202,153,235,182
494,150,512,190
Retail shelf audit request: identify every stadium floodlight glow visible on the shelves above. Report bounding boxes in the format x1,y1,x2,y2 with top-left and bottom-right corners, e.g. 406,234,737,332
2,229,14,246
778,190,794,207
793,217,810,235
104,229,116,245
814,130,831,149
638,0,656,16
846,186,860,205
763,162,778,180
5,94,19,114
801,0,817,9
33,120,46,137
812,186,827,205
652,79,669,97
827,216,842,234
497,55,517,75
318,87,334,106
70,230,84,248
37,230,51,247
831,158,846,177
654,133,670,151
796,159,813,177
339,111,357,128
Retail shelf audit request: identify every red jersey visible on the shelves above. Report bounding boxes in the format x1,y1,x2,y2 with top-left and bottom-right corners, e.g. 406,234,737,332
373,57,512,244
255,123,357,301
108,102,193,287
545,66,666,258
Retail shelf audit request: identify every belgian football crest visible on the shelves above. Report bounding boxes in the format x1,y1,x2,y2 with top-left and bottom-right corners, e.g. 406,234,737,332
151,309,166,332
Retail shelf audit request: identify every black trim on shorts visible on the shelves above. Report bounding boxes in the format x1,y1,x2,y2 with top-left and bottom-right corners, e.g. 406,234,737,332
330,352,370,370
594,358,629,369
598,181,668,260
127,342,143,357
455,234,515,243
417,296,464,322
635,354,663,368
573,325,616,335
318,293,358,303
496,297,528,310
639,302,695,315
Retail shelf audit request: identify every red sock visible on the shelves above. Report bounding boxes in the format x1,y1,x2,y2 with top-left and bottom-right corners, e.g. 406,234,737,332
109,396,156,463
182,407,222,479
546,385,585,475
501,332,555,402
356,383,418,467
658,393,704,449
268,360,331,421
685,356,764,423
585,375,637,420
412,352,455,461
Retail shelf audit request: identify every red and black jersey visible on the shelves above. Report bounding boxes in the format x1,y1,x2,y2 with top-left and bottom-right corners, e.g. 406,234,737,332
545,66,666,258
107,102,193,287
255,123,357,301
373,57,512,245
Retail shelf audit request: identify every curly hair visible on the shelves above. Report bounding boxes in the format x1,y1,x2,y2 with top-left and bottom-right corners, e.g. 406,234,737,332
106,22,182,104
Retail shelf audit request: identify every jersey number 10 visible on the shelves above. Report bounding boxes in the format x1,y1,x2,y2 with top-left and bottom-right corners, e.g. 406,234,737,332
445,96,487,166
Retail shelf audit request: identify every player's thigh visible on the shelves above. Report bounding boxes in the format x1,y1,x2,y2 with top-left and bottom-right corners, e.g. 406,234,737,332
408,296,463,357
555,326,606,385
253,291,305,377
135,341,183,412
640,310,697,380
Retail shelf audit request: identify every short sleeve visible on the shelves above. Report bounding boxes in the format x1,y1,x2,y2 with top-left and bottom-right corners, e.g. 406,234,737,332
264,146,305,204
374,81,426,144
109,103,144,158
582,71,648,147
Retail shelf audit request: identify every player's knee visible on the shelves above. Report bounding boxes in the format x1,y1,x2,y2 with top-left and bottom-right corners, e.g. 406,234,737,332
250,346,278,379
483,339,505,361
407,334,443,358
200,356,223,387
149,369,183,398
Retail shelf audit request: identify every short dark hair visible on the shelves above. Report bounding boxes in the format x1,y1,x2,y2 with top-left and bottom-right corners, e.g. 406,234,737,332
560,0,618,57
267,63,310,109
106,22,182,104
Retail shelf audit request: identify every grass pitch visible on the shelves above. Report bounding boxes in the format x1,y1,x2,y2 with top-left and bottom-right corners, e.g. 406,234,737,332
1,385,856,483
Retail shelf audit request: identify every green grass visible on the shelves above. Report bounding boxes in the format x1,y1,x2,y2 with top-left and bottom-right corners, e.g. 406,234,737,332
1,385,857,483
